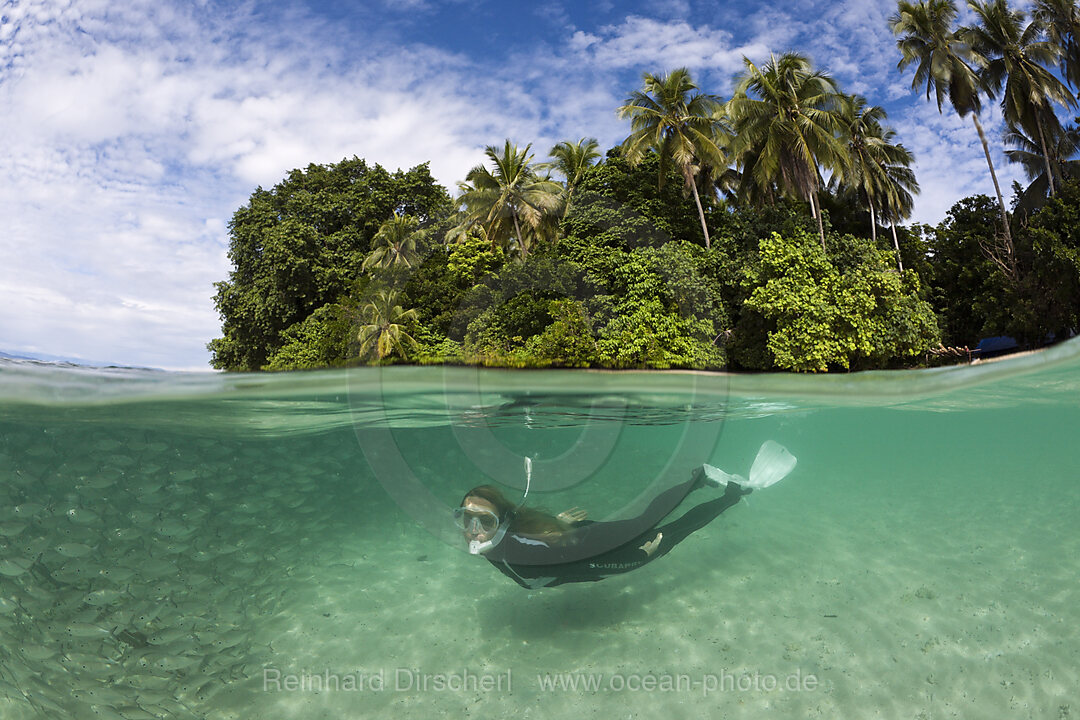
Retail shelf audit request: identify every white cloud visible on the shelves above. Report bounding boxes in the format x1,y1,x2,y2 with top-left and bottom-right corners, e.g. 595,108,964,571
568,16,769,80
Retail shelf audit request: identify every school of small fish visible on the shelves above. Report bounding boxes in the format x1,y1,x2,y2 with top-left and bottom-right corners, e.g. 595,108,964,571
0,424,350,719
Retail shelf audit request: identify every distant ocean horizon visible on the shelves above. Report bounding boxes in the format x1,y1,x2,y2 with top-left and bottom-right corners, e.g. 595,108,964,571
0,348,162,370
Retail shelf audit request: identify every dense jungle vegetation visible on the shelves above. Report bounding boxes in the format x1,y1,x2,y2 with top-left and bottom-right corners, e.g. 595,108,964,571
209,0,1080,372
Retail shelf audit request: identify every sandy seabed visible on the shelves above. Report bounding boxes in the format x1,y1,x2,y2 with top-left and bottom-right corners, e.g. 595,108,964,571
197,462,1078,720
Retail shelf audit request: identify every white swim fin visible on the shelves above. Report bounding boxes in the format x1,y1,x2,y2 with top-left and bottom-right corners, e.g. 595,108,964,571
745,440,797,490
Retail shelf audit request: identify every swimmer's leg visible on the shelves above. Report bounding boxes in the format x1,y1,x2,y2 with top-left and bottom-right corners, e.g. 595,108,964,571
649,482,749,559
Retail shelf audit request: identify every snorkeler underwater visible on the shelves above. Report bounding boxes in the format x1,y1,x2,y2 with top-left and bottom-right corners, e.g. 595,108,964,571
455,442,798,588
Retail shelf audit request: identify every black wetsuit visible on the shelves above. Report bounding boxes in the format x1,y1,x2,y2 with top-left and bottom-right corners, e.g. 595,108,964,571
483,472,748,589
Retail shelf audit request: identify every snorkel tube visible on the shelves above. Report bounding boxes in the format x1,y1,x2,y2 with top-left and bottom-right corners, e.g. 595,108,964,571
467,457,532,555
467,523,508,555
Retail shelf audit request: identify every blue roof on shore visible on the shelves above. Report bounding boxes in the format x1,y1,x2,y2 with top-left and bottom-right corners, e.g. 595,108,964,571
974,336,1019,354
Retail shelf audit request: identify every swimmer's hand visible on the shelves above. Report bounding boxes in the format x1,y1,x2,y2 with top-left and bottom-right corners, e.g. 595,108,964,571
557,507,588,525
640,532,662,557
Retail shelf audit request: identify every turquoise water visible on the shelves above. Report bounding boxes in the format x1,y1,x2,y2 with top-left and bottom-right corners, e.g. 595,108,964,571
1,342,1079,719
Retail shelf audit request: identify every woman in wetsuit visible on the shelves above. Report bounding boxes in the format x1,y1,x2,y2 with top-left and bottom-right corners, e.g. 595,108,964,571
455,465,756,589
455,442,796,589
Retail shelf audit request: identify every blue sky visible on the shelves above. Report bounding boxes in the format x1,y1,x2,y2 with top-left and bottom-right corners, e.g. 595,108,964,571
0,0,1030,369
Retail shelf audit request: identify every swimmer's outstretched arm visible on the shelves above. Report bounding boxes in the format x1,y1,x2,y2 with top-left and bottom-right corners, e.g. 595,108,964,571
557,507,588,525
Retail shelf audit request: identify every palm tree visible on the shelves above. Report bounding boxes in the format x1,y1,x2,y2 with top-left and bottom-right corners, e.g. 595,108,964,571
1006,123,1080,218
726,52,849,251
455,140,564,260
362,212,421,271
356,289,419,361
963,0,1074,197
891,0,1014,250
881,159,920,271
1033,0,1080,91
617,67,728,250
832,97,890,243
540,138,601,216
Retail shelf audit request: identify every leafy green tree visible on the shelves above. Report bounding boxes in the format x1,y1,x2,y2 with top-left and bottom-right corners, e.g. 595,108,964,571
357,289,420,361
923,194,1009,345
727,53,849,251
618,68,728,249
445,229,507,286
891,0,1014,253
460,253,593,365
558,150,703,254
410,323,465,365
963,0,1074,197
263,302,355,371
455,140,564,260
208,158,451,370
1010,178,1080,342
593,250,725,369
523,300,598,367
744,230,940,371
363,212,422,270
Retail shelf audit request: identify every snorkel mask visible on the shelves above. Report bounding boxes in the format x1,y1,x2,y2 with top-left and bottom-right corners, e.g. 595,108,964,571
457,457,532,555
453,505,508,554
467,521,509,555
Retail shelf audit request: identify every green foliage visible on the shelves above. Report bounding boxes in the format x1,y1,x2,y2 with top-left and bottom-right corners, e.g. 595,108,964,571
744,230,939,371
596,297,723,369
263,302,355,371
446,232,506,286
524,300,598,367
363,213,423,270
208,157,452,370
1012,178,1080,341
923,181,1080,348
400,246,469,341
205,26,1080,374
460,253,595,366
923,195,1010,345
209,143,1070,373
591,247,726,369
560,151,702,251
411,324,465,365
463,291,559,366
356,289,420,361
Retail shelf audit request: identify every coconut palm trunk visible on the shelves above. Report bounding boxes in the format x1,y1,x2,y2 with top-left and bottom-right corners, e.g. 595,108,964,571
807,189,827,252
869,199,878,244
891,222,905,272
512,211,527,260
683,166,712,250
972,113,1013,252
1035,118,1057,196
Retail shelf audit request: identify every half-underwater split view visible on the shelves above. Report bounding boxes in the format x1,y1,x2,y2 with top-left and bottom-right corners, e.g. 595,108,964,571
2,343,1079,719
6,0,1080,719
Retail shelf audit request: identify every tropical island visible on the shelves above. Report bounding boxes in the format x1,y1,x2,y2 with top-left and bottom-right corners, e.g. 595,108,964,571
208,0,1080,373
